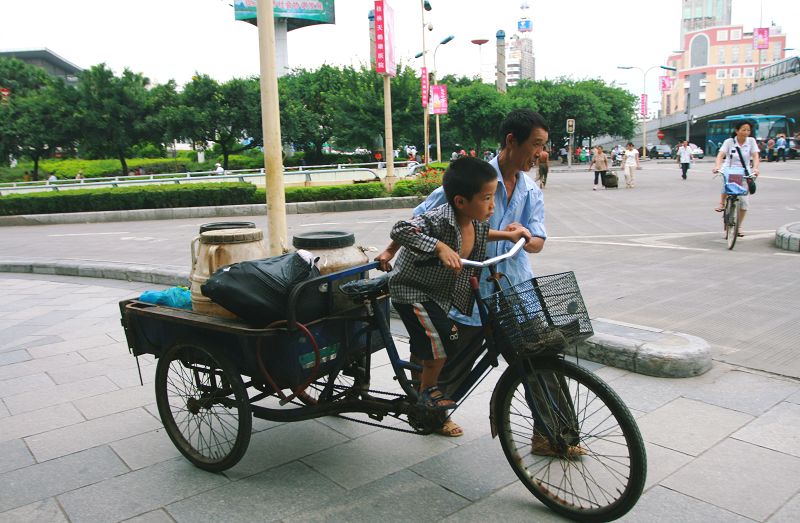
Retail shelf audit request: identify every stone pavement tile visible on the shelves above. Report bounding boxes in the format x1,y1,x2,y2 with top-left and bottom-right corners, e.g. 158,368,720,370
618,485,755,522
58,457,230,523
110,429,181,470
0,401,8,419
441,480,563,522
642,442,693,491
0,403,84,444
48,354,139,385
27,334,116,359
0,498,69,523
0,446,129,513
79,342,130,362
662,438,800,521
411,434,516,501
16,309,83,327
597,372,697,413
313,412,386,439
4,375,119,415
223,419,350,480
732,402,800,459
73,384,154,419
166,461,341,523
0,372,55,399
637,397,753,456
0,438,35,474
288,469,471,522
121,509,174,523
786,389,800,405
0,352,85,382
683,370,800,416
301,425,457,490
25,407,162,462
107,363,156,389
767,492,800,522
0,334,63,354
0,349,31,366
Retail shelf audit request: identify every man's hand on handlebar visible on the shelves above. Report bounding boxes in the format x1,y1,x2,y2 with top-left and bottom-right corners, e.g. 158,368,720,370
374,248,395,272
434,241,462,272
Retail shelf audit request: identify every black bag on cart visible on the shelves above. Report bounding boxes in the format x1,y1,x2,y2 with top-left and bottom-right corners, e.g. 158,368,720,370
602,171,619,188
201,252,320,326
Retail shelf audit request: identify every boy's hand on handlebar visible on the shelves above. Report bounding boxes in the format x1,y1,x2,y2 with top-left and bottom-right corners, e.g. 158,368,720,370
434,242,462,272
505,223,533,246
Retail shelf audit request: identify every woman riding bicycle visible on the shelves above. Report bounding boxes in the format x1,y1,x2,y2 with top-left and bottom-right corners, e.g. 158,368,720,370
713,120,760,236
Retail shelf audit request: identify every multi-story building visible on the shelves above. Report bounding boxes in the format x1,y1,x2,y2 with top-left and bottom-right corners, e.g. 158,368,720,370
0,48,82,87
660,24,787,117
506,34,535,87
680,0,732,41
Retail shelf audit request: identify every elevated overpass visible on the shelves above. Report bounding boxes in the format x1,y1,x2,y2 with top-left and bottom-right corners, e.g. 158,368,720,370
646,73,800,150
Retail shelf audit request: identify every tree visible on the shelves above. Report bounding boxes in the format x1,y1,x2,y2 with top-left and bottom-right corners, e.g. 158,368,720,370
75,64,154,175
171,74,262,169
446,81,509,153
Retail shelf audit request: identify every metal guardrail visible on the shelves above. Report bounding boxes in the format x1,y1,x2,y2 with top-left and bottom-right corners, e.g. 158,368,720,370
0,166,397,195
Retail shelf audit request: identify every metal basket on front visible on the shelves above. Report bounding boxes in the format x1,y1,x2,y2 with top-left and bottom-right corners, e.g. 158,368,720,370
482,271,593,358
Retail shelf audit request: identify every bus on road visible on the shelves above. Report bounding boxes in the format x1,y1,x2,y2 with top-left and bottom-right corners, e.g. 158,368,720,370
706,114,795,157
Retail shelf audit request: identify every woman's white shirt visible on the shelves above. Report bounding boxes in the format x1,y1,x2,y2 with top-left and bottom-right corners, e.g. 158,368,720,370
720,137,758,168
624,149,638,167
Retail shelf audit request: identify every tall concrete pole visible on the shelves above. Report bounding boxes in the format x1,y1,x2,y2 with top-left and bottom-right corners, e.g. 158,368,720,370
495,30,506,93
421,1,430,165
383,76,396,190
256,0,287,255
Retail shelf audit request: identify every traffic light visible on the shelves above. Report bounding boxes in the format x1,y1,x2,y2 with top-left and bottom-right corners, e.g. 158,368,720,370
566,118,575,134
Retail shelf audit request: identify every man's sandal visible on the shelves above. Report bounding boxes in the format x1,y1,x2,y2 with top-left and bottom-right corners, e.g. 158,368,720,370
418,386,457,410
715,206,725,212
436,419,464,437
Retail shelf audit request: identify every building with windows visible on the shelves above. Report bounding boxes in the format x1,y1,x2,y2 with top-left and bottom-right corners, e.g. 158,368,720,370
506,34,535,87
680,0,732,41
660,24,787,117
0,48,82,86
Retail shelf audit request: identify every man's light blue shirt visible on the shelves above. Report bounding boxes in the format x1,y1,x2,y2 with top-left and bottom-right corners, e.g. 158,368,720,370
412,157,547,325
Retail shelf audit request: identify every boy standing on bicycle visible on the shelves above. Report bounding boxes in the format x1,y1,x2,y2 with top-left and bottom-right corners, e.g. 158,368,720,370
389,157,531,410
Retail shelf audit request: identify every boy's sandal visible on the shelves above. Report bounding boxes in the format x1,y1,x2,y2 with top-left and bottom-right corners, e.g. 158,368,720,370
436,419,464,437
418,386,457,411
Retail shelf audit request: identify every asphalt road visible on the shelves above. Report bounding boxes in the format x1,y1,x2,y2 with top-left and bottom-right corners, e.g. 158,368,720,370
3,159,799,377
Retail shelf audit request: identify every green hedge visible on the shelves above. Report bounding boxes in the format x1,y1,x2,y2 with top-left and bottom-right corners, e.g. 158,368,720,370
253,182,388,203
0,183,256,216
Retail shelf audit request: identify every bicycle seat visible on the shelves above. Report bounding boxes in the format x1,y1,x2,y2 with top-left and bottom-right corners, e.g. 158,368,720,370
339,273,389,299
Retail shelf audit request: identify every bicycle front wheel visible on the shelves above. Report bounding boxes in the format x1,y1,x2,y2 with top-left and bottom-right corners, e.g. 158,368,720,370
725,198,739,249
492,358,646,522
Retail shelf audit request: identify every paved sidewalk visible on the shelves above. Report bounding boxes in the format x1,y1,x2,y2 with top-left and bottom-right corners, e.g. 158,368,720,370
1,274,799,522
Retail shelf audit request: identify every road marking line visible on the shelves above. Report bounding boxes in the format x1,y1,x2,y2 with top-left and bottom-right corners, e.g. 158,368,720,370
758,176,800,182
549,230,774,239
775,252,800,257
48,232,130,237
553,239,710,251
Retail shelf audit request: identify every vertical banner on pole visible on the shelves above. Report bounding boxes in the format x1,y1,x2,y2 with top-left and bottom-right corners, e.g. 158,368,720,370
431,85,448,114
640,93,648,117
753,28,770,49
374,0,396,77
421,67,428,107
659,76,674,92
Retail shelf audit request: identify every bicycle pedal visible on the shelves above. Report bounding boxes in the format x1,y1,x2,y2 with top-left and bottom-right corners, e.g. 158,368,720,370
368,412,384,421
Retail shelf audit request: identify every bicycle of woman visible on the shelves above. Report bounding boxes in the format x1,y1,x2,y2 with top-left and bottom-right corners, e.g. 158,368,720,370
120,239,646,522
714,167,755,250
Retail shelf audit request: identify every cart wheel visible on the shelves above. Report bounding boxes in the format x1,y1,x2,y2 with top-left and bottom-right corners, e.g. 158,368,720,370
155,341,252,472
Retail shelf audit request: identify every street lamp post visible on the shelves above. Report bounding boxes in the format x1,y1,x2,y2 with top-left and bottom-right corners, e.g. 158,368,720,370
470,38,489,80
420,1,432,166
617,64,676,159
433,35,454,163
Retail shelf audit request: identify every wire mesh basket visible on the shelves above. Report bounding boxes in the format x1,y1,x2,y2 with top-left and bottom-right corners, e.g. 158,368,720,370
482,271,593,358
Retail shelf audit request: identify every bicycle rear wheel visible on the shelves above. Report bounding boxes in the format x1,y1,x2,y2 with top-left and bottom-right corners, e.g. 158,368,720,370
492,358,646,522
155,342,252,472
726,198,740,250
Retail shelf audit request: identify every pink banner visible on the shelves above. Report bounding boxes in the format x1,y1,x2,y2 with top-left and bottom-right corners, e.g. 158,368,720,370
374,1,396,77
640,93,648,117
753,27,770,50
431,84,448,114
659,76,674,92
420,67,428,107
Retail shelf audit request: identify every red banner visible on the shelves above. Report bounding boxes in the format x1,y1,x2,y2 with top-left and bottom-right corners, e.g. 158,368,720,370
374,1,396,77
753,27,770,50
421,67,429,107
431,84,448,114
640,93,648,117
659,76,675,92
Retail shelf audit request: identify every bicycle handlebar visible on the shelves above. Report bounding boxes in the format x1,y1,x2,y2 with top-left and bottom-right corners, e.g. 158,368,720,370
413,238,527,269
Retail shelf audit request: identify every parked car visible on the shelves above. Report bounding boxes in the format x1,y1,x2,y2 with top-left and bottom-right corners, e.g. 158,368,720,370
688,143,704,159
650,144,673,159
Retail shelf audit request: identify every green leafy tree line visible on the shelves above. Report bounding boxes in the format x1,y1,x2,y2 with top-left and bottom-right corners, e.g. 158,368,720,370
1,57,637,178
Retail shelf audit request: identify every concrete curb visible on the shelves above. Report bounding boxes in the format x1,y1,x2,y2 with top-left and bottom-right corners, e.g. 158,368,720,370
0,258,712,379
0,196,425,226
775,222,800,252
569,318,712,378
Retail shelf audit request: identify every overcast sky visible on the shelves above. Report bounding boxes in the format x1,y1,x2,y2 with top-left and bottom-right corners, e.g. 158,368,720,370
1,0,797,107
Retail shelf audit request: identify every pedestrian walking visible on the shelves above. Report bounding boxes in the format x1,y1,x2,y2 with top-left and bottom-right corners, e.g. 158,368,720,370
588,146,608,190
536,146,549,189
622,142,640,188
775,134,787,162
676,140,692,180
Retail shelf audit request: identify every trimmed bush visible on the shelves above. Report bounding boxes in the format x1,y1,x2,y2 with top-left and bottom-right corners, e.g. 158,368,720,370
391,166,443,197
0,183,256,216
253,182,388,204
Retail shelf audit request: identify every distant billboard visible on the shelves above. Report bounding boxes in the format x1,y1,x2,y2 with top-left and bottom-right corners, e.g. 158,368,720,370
518,18,532,32
234,0,336,31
